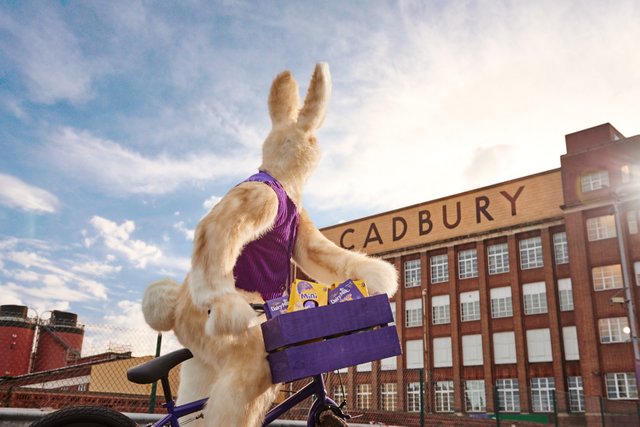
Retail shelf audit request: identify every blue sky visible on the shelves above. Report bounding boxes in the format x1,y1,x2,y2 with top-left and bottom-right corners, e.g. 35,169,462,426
1,1,639,353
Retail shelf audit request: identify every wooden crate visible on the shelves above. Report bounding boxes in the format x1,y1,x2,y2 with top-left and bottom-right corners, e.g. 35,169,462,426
261,294,401,384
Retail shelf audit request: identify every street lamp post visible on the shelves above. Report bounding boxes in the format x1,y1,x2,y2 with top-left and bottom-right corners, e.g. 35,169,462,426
612,192,640,389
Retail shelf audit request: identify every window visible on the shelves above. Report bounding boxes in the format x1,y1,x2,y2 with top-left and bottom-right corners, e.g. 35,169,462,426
333,385,347,404
553,232,569,264
432,294,450,325
491,286,513,318
568,376,585,412
519,237,543,270
430,254,449,284
390,303,396,324
434,381,454,413
405,298,422,328
407,382,421,412
381,383,397,411
462,334,483,366
406,339,424,369
531,378,556,412
488,243,510,274
599,317,630,343
593,264,623,291
558,278,574,311
464,380,486,412
356,384,372,409
635,261,640,287
628,211,638,234
496,379,520,412
587,215,617,241
563,326,580,360
458,249,478,279
493,332,517,364
357,362,372,372
404,259,421,288
460,290,480,321
606,373,638,399
380,356,397,371
433,337,452,368
527,329,553,362
581,170,609,192
523,282,548,315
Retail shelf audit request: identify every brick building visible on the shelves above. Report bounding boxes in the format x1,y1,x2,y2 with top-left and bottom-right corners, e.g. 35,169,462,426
319,123,640,424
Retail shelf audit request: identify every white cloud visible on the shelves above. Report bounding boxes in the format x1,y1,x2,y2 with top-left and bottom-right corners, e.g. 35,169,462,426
0,5,98,104
0,173,60,213
47,127,257,195
173,221,195,241
203,195,222,212
89,216,162,269
71,261,122,276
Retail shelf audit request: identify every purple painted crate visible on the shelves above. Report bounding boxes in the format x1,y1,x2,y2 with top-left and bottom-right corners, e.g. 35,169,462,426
261,294,401,384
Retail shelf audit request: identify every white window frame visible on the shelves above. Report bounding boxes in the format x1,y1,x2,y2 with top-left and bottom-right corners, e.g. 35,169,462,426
627,210,638,235
581,170,609,192
464,380,486,412
434,381,454,413
562,326,580,360
553,232,569,264
458,248,478,279
527,329,553,362
380,355,397,371
493,331,517,364
333,385,347,404
593,264,623,291
587,215,617,241
519,237,544,270
430,254,449,284
531,377,556,412
488,243,510,274
635,261,640,287
356,384,372,409
407,382,421,412
462,334,483,366
406,339,424,369
356,362,372,372
405,298,423,328
432,294,450,325
496,378,520,412
568,376,585,412
404,259,421,288
460,290,481,322
490,286,513,318
380,383,397,412
523,282,548,315
599,317,630,343
606,373,638,400
558,278,574,311
433,337,452,368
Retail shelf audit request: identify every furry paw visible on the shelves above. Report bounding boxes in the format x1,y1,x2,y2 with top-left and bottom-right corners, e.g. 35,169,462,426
204,292,257,336
357,257,398,297
142,279,180,331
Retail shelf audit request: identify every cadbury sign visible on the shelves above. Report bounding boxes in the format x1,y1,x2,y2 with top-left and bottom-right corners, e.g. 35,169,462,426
321,170,564,254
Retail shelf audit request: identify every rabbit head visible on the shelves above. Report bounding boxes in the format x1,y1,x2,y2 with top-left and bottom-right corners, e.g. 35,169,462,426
259,63,331,204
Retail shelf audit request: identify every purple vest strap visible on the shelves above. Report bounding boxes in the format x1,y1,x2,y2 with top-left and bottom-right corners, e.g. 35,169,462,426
233,171,299,300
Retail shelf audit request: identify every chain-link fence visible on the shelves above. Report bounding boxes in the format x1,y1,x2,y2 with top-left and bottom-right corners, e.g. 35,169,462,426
2,313,640,426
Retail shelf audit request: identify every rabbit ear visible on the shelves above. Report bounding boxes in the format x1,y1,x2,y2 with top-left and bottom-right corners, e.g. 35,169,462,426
268,70,300,126
297,63,331,132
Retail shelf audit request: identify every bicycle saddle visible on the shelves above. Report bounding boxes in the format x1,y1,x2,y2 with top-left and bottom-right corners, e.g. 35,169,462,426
127,348,193,384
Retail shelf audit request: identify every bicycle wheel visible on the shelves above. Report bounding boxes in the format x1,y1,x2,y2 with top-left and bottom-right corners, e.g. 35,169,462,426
30,406,137,427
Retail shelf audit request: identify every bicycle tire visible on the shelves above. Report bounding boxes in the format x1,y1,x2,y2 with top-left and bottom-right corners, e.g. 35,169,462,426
29,405,137,427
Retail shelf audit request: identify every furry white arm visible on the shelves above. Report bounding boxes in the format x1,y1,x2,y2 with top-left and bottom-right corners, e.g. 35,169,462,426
189,182,279,309
293,210,398,297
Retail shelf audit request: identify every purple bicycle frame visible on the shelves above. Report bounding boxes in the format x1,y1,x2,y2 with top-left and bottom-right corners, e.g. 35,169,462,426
153,374,339,427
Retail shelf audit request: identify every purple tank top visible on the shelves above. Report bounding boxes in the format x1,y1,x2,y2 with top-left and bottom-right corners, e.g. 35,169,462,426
233,171,299,300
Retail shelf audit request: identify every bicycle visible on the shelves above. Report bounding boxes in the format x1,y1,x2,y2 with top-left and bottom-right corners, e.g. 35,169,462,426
30,346,350,427
30,294,399,427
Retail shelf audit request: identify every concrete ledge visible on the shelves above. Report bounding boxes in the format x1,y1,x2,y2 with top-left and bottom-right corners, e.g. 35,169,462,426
0,407,377,426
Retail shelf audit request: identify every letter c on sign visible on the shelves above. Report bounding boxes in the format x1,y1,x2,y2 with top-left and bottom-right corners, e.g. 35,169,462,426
340,228,355,250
